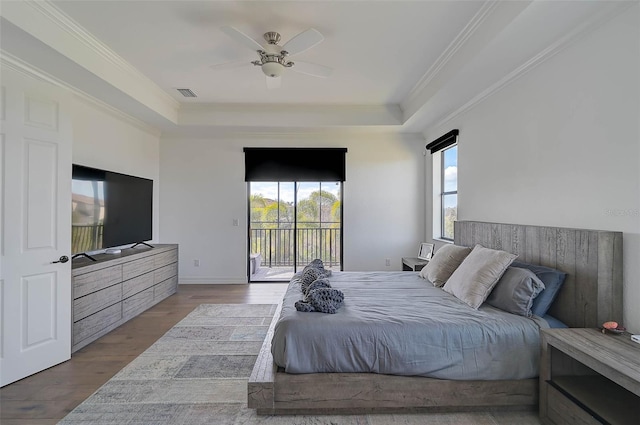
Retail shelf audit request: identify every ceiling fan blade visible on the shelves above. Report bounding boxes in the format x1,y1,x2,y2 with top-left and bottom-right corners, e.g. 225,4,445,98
291,61,332,78
282,28,324,56
220,26,263,52
209,60,250,70
266,76,281,90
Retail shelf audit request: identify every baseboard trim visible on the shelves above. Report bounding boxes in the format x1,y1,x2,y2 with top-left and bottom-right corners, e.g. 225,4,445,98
179,277,248,285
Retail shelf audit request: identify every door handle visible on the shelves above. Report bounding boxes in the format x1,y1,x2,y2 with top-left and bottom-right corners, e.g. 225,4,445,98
52,255,69,264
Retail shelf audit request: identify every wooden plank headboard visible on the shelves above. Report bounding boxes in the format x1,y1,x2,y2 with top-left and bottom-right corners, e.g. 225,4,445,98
454,221,623,329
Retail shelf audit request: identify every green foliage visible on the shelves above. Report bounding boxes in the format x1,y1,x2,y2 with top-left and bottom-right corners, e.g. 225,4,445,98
250,193,292,229
251,190,340,227
444,206,457,240
249,189,342,266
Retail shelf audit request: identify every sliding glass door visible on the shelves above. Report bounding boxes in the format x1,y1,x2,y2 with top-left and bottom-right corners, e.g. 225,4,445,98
249,182,295,281
248,181,342,282
295,182,341,269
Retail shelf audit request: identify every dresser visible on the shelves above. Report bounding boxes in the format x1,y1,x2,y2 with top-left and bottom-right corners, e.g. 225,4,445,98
71,244,178,352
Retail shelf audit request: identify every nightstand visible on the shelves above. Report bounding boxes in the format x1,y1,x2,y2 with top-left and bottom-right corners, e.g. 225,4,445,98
539,328,640,425
402,257,429,271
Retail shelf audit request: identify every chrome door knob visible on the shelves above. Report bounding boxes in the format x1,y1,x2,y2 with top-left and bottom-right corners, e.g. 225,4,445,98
52,255,69,264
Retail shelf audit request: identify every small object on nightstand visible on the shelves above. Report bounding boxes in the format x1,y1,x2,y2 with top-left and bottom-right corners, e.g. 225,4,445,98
601,321,626,334
418,243,434,260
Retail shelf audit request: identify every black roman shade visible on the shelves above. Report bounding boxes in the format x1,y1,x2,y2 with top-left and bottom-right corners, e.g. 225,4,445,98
426,129,459,153
244,148,347,182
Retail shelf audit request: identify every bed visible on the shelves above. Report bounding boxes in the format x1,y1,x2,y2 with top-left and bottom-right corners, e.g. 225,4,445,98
248,221,623,414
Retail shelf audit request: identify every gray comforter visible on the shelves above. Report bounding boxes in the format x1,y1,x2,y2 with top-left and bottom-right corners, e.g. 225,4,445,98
271,271,548,380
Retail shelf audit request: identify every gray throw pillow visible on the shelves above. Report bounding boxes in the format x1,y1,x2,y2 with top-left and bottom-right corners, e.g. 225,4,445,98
419,244,472,287
485,267,545,317
443,245,517,309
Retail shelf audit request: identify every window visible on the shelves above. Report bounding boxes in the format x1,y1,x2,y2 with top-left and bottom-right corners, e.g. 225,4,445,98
426,130,458,241
440,145,457,240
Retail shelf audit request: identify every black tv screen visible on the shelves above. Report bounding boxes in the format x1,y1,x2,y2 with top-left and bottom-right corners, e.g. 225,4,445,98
72,164,153,254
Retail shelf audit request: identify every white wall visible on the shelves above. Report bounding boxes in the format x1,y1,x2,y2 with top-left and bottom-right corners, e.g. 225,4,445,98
160,134,425,283
71,96,161,242
425,7,640,332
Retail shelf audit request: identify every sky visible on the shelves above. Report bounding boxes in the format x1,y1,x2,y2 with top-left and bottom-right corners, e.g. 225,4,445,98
443,146,457,209
250,181,341,203
443,145,457,192
72,180,104,199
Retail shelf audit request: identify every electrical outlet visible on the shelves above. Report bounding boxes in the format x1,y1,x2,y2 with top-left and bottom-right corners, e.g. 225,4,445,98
232,218,239,227
385,258,391,267
193,259,200,267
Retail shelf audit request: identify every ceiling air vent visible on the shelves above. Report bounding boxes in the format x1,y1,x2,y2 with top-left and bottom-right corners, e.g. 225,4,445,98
176,88,197,98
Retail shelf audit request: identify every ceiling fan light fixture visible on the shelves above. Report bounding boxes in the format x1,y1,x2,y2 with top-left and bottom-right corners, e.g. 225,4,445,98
261,61,285,78
220,27,331,87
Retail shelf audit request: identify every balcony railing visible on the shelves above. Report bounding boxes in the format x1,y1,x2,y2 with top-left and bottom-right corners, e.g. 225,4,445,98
72,224,103,254
250,223,341,268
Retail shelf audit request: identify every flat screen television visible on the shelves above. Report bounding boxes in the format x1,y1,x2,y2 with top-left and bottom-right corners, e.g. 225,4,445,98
72,164,153,255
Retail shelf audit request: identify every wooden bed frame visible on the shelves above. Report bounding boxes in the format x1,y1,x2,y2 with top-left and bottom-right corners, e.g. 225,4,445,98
248,221,623,415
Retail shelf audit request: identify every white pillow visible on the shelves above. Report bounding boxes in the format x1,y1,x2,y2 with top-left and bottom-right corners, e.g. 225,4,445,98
443,244,517,309
419,244,472,287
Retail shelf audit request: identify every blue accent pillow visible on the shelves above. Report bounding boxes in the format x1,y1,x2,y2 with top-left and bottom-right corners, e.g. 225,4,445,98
511,261,567,317
543,314,568,328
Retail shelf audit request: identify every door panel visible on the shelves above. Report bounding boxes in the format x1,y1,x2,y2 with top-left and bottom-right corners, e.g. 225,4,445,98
248,182,295,282
24,139,58,249
24,95,59,130
0,66,72,387
1,134,4,257
22,273,57,348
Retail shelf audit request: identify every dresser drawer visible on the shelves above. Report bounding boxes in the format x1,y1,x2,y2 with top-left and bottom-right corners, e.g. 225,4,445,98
73,303,122,344
154,262,178,284
74,283,122,322
122,256,156,280
154,275,177,301
73,265,122,298
122,271,155,299
154,249,178,268
123,287,155,320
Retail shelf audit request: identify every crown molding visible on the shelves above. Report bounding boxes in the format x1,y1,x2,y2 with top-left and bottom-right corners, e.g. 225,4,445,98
160,128,424,142
1,51,162,138
1,50,64,87
404,1,499,109
428,1,634,131
23,0,180,110
178,103,403,127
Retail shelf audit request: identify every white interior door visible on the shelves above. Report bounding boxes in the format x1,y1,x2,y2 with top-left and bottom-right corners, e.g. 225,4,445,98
0,66,72,387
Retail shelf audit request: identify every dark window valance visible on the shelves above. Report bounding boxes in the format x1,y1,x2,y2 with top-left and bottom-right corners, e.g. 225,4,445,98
426,129,459,154
244,147,347,182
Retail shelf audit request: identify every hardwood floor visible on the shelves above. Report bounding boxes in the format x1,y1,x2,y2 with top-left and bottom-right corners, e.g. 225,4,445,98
0,283,288,425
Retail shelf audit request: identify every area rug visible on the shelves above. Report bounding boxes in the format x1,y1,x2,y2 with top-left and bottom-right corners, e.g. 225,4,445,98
59,303,540,425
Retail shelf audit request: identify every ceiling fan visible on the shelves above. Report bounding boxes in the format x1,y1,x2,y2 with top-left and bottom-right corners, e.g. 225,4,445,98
213,26,332,89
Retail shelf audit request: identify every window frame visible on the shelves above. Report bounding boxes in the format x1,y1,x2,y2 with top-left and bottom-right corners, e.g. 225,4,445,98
439,145,457,241
247,180,344,282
